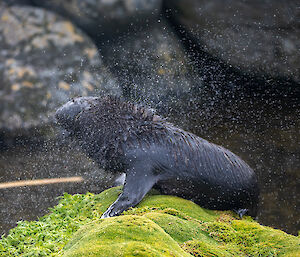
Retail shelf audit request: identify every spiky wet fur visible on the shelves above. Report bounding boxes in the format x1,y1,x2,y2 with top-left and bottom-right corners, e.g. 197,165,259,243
68,96,166,170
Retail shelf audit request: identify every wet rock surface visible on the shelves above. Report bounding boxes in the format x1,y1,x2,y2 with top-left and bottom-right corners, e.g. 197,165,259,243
0,5,119,138
165,0,300,82
31,0,163,39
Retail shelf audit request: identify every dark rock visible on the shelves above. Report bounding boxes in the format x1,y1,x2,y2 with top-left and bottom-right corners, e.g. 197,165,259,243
1,0,33,6
31,0,163,39
101,19,202,121
0,6,120,138
165,0,300,82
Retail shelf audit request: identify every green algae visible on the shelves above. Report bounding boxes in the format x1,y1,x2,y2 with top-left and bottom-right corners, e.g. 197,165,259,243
0,186,299,257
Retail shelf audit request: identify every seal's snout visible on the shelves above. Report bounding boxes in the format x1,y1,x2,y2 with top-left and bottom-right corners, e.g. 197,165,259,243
55,100,82,128
55,97,99,128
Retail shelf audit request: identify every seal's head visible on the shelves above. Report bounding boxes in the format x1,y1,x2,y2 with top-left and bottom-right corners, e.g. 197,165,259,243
55,96,161,169
55,95,162,151
55,97,98,133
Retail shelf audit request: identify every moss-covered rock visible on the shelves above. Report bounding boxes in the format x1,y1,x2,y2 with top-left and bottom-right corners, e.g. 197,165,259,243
63,216,190,257
0,187,299,256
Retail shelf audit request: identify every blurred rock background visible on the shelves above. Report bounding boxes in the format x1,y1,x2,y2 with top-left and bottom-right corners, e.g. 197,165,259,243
0,0,299,235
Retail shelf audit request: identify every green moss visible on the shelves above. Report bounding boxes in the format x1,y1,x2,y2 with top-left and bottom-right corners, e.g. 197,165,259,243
0,187,122,256
0,186,299,257
135,194,218,222
181,239,243,257
201,219,300,256
63,216,190,257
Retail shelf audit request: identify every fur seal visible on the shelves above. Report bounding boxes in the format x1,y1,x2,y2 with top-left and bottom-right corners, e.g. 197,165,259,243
55,96,259,218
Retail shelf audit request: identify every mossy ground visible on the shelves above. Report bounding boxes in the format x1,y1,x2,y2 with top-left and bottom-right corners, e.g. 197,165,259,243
0,187,299,256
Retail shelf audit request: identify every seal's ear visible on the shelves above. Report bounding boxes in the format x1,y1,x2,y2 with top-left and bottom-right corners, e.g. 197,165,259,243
101,160,158,218
54,128,73,147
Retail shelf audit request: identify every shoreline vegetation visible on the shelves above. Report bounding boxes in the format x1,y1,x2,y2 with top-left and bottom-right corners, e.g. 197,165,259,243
1,187,299,256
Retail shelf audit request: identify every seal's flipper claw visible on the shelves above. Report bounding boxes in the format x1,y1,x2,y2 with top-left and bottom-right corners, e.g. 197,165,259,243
234,208,248,219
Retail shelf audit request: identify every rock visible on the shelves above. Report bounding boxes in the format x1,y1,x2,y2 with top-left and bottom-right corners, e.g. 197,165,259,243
0,6,120,138
165,0,300,82
2,0,33,6
31,0,163,39
1,187,300,256
101,19,202,120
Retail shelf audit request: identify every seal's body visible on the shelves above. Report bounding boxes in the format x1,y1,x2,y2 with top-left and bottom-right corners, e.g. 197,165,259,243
56,96,259,218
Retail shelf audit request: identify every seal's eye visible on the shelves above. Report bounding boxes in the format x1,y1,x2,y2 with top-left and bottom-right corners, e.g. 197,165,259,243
75,110,84,120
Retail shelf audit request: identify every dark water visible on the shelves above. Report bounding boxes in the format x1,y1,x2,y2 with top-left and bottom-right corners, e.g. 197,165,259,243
0,143,119,236
0,85,299,236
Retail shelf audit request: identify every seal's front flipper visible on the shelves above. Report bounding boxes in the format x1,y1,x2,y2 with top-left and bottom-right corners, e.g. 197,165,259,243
234,208,248,219
101,161,157,218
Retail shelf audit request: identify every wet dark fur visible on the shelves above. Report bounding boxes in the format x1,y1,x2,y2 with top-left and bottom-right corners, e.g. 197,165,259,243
56,96,259,218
